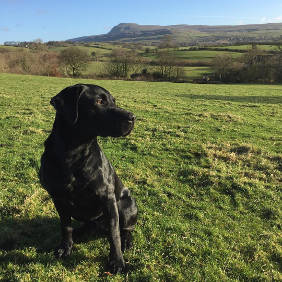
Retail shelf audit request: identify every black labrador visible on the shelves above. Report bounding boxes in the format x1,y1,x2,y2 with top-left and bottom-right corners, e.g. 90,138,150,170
39,84,137,274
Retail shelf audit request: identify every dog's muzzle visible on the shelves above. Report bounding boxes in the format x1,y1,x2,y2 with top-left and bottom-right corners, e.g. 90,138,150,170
121,113,135,137
110,108,135,137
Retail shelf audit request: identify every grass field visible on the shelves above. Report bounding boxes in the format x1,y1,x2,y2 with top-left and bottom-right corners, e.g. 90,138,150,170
211,45,280,51
143,49,242,62
172,50,242,61
0,73,281,281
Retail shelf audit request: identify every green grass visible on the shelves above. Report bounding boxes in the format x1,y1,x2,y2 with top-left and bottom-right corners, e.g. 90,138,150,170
211,44,280,51
0,73,281,281
48,44,114,58
172,50,242,61
142,48,243,66
183,66,212,79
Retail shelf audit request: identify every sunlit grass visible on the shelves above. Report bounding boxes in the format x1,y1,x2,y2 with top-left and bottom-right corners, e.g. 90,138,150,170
0,73,281,281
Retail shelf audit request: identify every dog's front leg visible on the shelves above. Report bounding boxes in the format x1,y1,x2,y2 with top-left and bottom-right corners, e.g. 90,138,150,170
105,198,125,274
52,197,73,258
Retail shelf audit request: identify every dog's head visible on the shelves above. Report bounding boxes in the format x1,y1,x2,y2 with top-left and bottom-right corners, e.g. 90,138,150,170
50,84,135,137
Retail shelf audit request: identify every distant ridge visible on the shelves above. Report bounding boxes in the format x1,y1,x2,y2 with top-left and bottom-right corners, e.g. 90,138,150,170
67,22,282,45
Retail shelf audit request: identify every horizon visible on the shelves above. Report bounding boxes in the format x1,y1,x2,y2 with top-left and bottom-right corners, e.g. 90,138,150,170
1,0,282,44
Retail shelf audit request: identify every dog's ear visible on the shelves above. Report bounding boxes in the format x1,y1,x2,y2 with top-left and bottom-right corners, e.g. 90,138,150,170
50,84,88,125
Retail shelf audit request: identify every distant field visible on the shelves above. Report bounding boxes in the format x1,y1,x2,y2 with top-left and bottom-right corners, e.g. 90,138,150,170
85,61,211,80
183,66,212,78
48,44,114,58
212,44,280,51
0,46,27,52
1,43,278,80
0,73,281,281
143,49,242,62
173,50,242,61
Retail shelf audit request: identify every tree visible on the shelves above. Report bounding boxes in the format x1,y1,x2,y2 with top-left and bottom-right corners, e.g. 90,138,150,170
105,48,145,78
155,50,181,80
212,54,234,81
241,46,265,66
159,35,177,49
59,47,90,77
240,47,270,82
33,38,43,44
274,42,282,82
91,51,98,61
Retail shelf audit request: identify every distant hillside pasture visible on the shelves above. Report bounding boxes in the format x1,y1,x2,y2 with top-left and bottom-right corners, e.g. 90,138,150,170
211,44,280,51
172,50,242,62
183,66,212,79
0,73,281,281
141,48,244,67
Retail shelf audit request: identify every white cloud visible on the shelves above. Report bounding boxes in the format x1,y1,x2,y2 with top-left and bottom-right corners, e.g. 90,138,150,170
273,16,282,22
260,16,282,23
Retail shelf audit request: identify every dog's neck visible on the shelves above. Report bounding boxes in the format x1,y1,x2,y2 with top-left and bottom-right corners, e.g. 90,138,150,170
46,116,105,185
50,116,100,153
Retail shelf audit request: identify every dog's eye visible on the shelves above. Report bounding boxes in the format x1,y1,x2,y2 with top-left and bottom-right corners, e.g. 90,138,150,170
96,98,104,105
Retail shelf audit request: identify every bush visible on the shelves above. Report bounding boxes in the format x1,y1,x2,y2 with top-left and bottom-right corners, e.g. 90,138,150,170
0,56,9,72
0,50,61,76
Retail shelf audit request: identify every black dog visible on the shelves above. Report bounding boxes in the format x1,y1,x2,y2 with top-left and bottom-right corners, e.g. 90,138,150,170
39,84,137,274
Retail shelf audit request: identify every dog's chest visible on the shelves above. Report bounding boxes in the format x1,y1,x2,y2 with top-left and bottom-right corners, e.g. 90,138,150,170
64,154,115,220
67,150,115,202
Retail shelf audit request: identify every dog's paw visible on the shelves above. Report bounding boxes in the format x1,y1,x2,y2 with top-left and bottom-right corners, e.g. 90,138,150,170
108,257,125,274
55,241,73,258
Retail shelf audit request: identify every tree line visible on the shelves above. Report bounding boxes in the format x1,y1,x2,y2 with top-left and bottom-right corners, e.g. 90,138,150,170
212,45,282,83
0,44,186,81
0,41,282,83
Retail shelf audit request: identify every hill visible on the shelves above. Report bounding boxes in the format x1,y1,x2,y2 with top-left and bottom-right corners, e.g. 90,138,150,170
68,22,282,45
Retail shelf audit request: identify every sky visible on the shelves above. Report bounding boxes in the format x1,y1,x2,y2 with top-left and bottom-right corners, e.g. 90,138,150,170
0,0,282,44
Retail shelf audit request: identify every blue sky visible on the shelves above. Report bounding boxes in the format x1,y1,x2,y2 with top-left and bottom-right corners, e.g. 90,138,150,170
0,0,282,44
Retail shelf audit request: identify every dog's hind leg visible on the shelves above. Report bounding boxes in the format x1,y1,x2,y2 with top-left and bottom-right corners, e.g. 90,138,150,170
52,197,73,258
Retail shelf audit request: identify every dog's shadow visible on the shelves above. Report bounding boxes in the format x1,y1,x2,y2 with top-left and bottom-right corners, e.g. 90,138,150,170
0,216,108,270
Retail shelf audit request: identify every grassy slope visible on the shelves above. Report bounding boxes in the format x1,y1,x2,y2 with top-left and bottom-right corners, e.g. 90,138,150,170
143,49,241,61
0,73,281,281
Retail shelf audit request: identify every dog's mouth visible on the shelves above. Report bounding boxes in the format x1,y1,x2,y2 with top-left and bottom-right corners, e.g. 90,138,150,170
98,119,134,138
98,110,135,138
121,120,134,137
